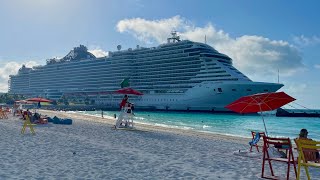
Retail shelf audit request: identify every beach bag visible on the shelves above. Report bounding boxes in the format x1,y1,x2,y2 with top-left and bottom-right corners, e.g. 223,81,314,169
47,117,53,122
53,116,61,124
62,119,73,125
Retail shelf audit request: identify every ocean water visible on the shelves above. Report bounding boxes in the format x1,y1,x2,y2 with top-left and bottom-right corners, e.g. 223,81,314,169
77,110,320,140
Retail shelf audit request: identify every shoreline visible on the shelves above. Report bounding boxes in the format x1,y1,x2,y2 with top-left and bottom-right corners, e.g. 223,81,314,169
39,109,251,144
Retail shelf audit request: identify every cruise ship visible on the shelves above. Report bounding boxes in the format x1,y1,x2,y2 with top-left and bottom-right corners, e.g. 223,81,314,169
9,32,283,111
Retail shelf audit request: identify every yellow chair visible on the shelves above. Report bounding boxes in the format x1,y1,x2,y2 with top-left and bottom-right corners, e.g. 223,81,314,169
2,110,8,119
21,115,36,135
295,139,320,180
0,110,3,119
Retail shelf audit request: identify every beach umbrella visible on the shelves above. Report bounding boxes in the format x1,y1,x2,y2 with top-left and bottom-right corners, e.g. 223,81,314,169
25,97,53,103
114,88,143,95
15,100,34,104
225,91,295,135
26,98,52,111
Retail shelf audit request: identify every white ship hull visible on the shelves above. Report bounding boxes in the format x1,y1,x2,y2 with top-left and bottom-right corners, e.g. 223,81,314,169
100,81,282,111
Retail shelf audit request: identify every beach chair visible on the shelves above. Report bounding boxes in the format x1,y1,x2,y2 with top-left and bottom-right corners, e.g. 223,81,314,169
21,115,36,135
249,131,265,152
0,110,3,119
261,136,297,180
295,139,320,180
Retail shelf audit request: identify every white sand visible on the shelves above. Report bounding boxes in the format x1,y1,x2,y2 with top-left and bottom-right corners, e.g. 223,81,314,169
0,110,318,179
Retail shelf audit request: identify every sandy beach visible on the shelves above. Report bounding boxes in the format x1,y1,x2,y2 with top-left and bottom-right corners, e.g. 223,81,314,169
0,110,318,179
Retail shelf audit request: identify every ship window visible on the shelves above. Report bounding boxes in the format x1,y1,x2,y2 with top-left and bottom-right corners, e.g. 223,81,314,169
247,89,252,91
218,88,222,92
232,89,236,91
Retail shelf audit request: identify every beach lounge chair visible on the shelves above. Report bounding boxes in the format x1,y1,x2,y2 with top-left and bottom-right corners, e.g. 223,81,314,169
0,109,8,119
249,131,265,152
295,139,320,180
261,136,297,180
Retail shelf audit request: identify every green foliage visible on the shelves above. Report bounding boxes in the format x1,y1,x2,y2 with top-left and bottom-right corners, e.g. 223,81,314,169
0,93,25,104
64,100,69,105
90,99,95,105
51,100,58,105
57,95,69,105
84,97,90,105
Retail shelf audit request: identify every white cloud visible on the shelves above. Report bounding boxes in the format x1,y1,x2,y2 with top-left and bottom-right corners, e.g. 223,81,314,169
0,61,38,92
281,81,320,109
88,48,108,58
116,16,305,81
117,16,185,44
282,82,307,94
293,35,320,47
314,64,320,69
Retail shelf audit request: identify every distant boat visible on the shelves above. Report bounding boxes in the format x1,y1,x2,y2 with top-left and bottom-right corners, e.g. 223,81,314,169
276,108,320,118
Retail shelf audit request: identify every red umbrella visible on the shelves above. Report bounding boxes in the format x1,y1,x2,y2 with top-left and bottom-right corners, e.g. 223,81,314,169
114,88,143,95
25,97,52,103
15,100,34,104
225,91,295,135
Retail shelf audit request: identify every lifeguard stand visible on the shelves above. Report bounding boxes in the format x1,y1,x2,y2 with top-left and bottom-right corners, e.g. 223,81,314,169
115,106,134,129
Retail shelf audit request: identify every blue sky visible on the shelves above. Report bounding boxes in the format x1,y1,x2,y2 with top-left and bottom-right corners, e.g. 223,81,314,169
0,0,319,109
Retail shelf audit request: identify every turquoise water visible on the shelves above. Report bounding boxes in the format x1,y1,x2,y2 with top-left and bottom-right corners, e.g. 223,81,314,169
77,110,320,140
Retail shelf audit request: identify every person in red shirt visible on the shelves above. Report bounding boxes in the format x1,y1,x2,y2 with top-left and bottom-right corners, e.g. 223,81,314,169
120,95,128,110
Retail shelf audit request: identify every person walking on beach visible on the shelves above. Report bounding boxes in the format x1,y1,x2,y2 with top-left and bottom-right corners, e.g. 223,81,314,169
120,95,128,110
101,110,104,118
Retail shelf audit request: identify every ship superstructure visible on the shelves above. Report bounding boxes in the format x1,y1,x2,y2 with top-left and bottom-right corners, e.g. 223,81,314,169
9,32,283,111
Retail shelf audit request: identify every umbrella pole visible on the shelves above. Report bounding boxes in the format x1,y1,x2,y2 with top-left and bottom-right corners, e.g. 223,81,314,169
260,111,268,136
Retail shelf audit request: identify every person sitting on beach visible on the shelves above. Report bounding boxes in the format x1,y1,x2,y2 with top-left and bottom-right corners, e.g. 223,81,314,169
296,128,320,162
33,116,48,124
23,110,29,120
126,103,132,114
32,112,41,122
127,103,135,116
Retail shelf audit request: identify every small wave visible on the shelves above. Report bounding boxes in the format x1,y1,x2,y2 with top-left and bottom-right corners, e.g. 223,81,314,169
202,125,210,129
133,117,145,120
66,111,77,114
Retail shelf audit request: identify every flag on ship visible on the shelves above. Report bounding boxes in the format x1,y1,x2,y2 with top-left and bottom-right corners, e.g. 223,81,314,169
120,78,130,88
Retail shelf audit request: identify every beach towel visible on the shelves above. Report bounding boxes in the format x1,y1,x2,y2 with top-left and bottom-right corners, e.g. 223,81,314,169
62,119,72,125
267,146,285,158
47,117,53,122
